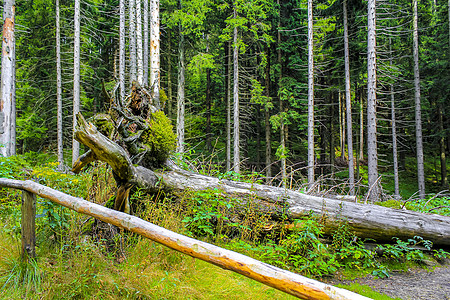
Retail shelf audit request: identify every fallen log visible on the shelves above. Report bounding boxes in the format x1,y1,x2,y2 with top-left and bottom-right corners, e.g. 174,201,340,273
71,112,450,247
0,178,370,300
157,168,450,247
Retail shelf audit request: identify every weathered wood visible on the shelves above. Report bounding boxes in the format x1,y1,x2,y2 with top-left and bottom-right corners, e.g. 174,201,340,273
21,190,36,260
157,168,450,247
0,178,369,300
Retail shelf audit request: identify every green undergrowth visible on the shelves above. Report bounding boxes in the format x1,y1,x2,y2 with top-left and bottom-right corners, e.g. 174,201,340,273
1,153,449,299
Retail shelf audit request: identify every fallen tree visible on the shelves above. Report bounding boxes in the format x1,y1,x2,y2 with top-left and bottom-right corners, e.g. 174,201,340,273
72,84,450,247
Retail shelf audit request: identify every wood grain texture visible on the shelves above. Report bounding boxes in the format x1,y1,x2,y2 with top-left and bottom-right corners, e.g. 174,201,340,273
21,190,36,260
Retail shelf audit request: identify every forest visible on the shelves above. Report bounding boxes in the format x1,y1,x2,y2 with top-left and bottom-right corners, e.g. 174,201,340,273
0,0,449,299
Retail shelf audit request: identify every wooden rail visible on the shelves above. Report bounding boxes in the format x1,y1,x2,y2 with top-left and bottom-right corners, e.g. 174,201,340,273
0,178,371,300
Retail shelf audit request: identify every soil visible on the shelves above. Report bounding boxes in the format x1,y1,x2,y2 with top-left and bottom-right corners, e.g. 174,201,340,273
326,260,450,300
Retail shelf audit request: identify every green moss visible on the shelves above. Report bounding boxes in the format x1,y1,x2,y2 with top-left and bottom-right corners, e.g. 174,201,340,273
141,111,176,166
375,199,402,209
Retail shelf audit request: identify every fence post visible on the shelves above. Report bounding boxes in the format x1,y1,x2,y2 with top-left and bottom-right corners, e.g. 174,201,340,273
21,190,36,260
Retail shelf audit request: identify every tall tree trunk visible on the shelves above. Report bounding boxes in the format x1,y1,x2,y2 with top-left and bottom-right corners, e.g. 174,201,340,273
233,6,240,174
264,45,272,183
413,0,425,199
339,90,345,160
359,88,364,160
129,0,137,83
277,0,286,185
136,0,144,85
143,0,149,85
205,37,212,151
119,0,126,105
330,93,335,172
367,0,379,202
56,0,63,168
438,104,449,189
226,42,231,171
1,0,15,157
389,38,400,199
167,35,173,119
72,0,81,165
150,0,160,107
343,0,354,195
176,5,185,153
307,0,315,189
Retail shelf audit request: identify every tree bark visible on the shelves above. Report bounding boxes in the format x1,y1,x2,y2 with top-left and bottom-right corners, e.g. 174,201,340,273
438,104,448,189
176,6,185,153
56,0,64,168
264,45,272,183
343,0,354,195
120,0,126,105
389,38,400,199
129,0,137,83
277,0,286,186
226,42,232,171
367,0,379,203
150,0,160,106
205,37,212,151
413,0,425,199
73,0,81,165
167,34,173,119
136,0,144,85
21,190,36,260
307,0,315,189
233,6,240,174
0,0,15,157
143,0,149,85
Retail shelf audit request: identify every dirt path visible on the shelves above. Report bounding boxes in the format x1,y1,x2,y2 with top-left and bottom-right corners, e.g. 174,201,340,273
328,262,450,300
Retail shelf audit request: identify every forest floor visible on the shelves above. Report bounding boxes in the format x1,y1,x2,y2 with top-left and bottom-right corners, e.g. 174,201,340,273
327,260,450,300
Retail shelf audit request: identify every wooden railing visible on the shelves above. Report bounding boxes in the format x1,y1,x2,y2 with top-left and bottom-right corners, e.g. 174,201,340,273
0,178,371,300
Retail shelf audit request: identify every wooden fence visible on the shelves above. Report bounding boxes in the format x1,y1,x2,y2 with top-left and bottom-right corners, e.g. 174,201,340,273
0,178,371,300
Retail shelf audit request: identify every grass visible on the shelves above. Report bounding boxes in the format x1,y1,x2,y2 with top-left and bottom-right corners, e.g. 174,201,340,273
335,283,401,300
0,230,297,299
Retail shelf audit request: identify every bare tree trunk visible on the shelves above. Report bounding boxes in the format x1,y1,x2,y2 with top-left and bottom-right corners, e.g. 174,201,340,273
176,2,185,153
264,45,272,182
150,0,160,107
56,0,64,168
72,0,81,165
367,0,379,202
233,6,240,174
226,42,231,171
143,0,149,85
438,104,448,189
205,36,212,151
119,0,126,105
343,0,354,195
167,35,173,119
340,91,346,161
359,96,364,160
136,0,144,85
413,0,425,199
129,0,137,83
307,0,315,189
0,0,15,157
277,0,286,185
330,93,335,172
389,38,400,199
